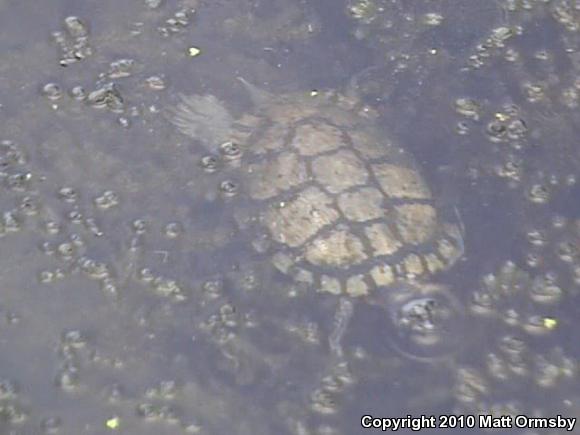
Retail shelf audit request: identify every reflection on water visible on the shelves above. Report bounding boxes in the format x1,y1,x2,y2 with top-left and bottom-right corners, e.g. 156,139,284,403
0,1,579,434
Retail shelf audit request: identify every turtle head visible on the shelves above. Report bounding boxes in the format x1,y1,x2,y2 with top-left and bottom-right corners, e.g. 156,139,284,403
371,281,466,361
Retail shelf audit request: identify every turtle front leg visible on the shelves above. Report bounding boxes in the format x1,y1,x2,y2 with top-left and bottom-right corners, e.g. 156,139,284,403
328,297,354,360
306,297,356,416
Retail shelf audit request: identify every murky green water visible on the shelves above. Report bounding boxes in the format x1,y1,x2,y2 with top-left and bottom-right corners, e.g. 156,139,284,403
0,1,579,434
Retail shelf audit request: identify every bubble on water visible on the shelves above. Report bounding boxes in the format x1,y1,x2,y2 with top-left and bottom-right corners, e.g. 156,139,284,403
199,279,223,303
0,379,18,400
525,251,542,268
219,141,243,161
136,402,160,420
556,240,577,263
0,403,27,424
137,267,155,284
526,229,546,247
495,155,523,183
219,303,238,328
57,242,77,259
200,307,240,345
200,155,220,173
529,275,563,304
69,233,86,248
105,383,125,403
533,348,577,388
39,240,56,256
41,416,62,434
550,214,567,229
38,270,56,284
158,7,196,36
6,172,32,191
61,330,88,349
117,117,130,128
484,351,510,382
152,276,185,299
522,82,546,103
94,190,120,210
219,179,240,198
64,16,89,38
67,209,83,225
100,277,119,298
285,319,321,345
87,83,124,112
144,0,164,9
53,16,93,66
310,388,339,415
250,233,271,254
560,86,580,108
163,222,183,239
0,140,26,169
83,217,104,237
58,186,78,203
41,83,63,101
132,219,148,234
527,183,551,204
79,257,111,280
313,424,341,435
107,58,136,79
322,362,355,392
3,210,22,233
455,121,470,135
521,314,556,336
422,12,444,26
466,25,519,69
5,311,21,325
232,266,260,293
497,333,527,358
487,114,528,145
145,380,179,400
454,98,481,120
467,261,561,331
55,366,80,391
19,196,40,216
454,367,489,403
506,118,528,140
504,47,520,62
145,75,167,90
454,338,572,413
69,85,86,101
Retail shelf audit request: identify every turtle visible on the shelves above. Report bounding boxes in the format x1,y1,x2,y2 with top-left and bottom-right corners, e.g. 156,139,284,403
167,78,466,361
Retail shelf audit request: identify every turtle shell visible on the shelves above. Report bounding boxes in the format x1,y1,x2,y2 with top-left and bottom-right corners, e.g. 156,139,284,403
227,90,464,297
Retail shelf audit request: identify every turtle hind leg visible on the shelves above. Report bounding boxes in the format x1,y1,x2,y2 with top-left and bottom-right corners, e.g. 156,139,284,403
166,94,234,153
328,297,354,361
